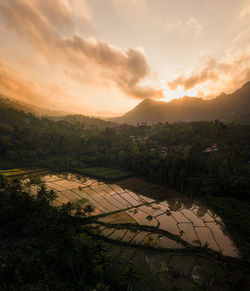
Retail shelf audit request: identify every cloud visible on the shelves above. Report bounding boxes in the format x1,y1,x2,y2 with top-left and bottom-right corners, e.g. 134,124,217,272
167,51,250,95
0,0,162,100
0,57,56,105
239,2,250,20
35,0,73,28
151,14,202,35
112,0,146,9
185,17,203,34
168,58,219,91
64,36,164,99
234,1,250,45
166,17,202,33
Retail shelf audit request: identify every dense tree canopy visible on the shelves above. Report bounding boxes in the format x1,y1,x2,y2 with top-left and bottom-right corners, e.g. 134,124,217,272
0,104,249,200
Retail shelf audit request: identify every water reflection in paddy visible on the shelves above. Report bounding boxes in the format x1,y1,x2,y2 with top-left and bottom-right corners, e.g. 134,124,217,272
156,213,180,235
178,223,198,245
22,172,239,258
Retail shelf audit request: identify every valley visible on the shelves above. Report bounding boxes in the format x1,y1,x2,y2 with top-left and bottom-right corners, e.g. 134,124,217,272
1,168,249,290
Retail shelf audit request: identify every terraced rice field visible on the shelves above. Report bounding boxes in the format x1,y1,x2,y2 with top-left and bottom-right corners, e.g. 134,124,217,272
0,168,48,177
19,172,239,258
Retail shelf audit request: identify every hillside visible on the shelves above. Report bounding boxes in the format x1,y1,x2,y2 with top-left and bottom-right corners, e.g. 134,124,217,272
0,93,69,117
0,94,117,128
113,82,250,124
50,114,117,129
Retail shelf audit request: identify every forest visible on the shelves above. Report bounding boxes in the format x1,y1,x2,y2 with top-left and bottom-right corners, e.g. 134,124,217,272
0,104,249,201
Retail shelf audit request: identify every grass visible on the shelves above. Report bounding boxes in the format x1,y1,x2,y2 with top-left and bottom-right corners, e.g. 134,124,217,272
0,169,21,172
74,167,132,181
0,168,47,177
0,169,26,177
0,158,21,170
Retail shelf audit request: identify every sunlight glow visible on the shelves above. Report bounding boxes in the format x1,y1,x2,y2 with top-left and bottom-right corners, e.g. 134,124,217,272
162,85,198,102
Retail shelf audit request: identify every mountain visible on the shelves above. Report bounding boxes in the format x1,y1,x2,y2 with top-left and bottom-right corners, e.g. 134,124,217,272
112,82,250,124
50,114,117,129
0,93,117,129
0,93,69,117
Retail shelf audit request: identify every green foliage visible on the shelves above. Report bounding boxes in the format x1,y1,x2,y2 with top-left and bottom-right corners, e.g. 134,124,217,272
0,181,113,290
74,167,132,181
1,103,250,258
37,185,58,205
41,155,79,171
206,197,250,259
50,114,117,129
146,215,153,221
0,104,249,202
122,261,140,290
83,204,95,215
1,104,250,288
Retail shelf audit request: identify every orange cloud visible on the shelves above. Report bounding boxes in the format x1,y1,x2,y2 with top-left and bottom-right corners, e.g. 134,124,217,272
167,53,250,95
0,57,70,109
63,36,164,99
0,0,162,100
0,58,44,103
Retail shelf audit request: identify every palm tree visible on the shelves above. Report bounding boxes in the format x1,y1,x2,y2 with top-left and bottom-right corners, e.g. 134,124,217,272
123,261,138,291
83,204,94,215
37,185,47,201
146,215,153,222
62,201,73,215
47,189,58,205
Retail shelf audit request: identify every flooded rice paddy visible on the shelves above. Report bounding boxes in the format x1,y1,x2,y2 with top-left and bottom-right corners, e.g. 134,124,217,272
20,172,239,257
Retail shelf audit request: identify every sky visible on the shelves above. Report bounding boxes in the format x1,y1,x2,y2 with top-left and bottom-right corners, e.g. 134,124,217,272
0,0,250,116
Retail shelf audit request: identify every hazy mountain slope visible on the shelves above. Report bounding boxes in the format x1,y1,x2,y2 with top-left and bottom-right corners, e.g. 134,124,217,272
113,82,250,124
50,114,117,128
0,94,117,129
0,94,69,116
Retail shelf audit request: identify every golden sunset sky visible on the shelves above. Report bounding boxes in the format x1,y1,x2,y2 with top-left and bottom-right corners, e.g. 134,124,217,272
0,0,250,116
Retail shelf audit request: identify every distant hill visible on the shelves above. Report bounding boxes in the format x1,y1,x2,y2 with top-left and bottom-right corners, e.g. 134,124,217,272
113,82,250,124
0,94,117,129
0,93,69,117
50,114,117,129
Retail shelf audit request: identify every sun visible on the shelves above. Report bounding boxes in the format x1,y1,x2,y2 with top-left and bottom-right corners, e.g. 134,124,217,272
162,85,198,102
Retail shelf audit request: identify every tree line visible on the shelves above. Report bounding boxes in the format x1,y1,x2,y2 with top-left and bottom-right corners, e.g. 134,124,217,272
0,105,249,200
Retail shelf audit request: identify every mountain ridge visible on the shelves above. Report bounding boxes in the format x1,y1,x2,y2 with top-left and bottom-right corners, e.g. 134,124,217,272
0,93,69,117
112,82,250,124
0,93,117,128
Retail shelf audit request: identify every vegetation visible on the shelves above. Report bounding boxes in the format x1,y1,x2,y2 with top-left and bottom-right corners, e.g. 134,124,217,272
75,167,132,181
0,104,249,203
206,197,250,260
0,168,46,177
0,103,250,260
50,114,117,129
0,179,114,290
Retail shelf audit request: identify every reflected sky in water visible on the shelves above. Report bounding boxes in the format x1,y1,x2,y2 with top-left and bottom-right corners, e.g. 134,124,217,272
22,172,240,258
